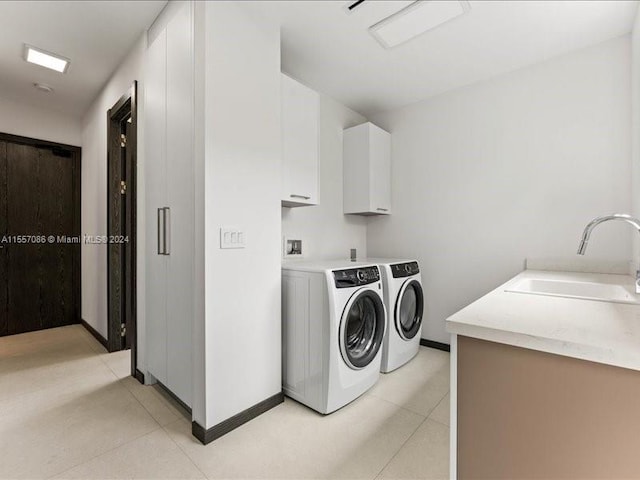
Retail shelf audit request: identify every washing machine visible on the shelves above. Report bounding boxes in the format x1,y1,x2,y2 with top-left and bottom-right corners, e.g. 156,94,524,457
281,260,387,414
366,258,424,373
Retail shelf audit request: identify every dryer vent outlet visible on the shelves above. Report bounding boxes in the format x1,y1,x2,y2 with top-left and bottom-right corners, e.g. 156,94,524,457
283,237,304,259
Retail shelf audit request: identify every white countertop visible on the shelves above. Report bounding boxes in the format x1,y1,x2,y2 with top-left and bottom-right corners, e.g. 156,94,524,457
446,270,640,371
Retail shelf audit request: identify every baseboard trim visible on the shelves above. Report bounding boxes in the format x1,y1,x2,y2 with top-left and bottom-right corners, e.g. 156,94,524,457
80,319,108,350
192,391,284,445
420,338,451,352
134,369,145,384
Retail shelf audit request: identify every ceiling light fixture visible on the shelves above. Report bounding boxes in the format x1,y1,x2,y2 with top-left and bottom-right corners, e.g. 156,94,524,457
369,0,470,49
24,45,70,73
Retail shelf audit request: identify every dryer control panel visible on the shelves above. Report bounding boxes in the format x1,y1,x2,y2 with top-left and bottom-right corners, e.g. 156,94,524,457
390,261,420,278
333,266,380,288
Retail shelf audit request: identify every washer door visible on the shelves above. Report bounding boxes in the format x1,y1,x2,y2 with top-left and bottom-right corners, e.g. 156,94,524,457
339,288,386,370
395,279,424,340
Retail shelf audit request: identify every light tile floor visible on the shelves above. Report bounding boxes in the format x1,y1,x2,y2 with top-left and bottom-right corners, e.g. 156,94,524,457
0,325,450,479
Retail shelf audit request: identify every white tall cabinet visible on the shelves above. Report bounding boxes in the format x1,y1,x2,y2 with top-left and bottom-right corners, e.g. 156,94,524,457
281,74,319,207
145,2,194,407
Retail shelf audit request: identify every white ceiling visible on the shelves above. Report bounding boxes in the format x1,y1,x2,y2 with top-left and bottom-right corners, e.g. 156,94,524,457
0,1,166,118
245,0,639,116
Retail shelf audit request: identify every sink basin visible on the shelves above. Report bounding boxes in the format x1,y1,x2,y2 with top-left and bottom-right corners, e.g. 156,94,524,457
506,278,640,305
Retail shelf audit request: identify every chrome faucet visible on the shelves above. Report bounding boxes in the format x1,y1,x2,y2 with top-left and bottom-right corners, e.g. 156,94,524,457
577,213,640,293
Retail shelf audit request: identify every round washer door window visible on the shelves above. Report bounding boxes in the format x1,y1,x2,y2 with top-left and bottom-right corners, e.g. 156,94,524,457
395,280,424,340
339,289,386,370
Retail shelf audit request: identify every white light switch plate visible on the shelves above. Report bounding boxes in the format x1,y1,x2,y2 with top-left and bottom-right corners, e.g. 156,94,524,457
220,226,246,249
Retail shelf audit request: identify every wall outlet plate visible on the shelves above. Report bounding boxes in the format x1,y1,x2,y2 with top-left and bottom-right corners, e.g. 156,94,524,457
283,236,304,259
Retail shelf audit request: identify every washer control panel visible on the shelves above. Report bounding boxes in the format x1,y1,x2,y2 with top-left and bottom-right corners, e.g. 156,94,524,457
333,266,380,288
390,261,420,278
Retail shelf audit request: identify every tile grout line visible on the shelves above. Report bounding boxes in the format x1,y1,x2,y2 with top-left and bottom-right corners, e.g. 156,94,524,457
149,384,192,420
0,354,118,406
366,389,450,479
44,332,166,479
77,328,183,434
366,390,425,417
97,351,185,430
5,327,172,480
59,334,204,478
45,426,164,479
374,414,451,480
427,393,450,427
91,338,187,432
73,335,173,428
161,420,209,480
373,415,430,480
428,416,450,428
422,392,450,427
366,388,449,420
76,326,135,386
126,381,186,430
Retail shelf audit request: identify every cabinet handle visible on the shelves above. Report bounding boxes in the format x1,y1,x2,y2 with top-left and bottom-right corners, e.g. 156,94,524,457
290,194,311,200
157,207,171,255
376,208,389,212
163,207,171,255
157,208,164,255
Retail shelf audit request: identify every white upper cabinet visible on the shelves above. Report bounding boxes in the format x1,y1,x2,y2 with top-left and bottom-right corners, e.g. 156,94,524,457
343,122,391,215
281,74,319,207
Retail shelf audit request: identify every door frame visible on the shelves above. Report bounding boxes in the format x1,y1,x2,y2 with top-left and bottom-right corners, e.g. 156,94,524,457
106,82,138,375
0,132,81,333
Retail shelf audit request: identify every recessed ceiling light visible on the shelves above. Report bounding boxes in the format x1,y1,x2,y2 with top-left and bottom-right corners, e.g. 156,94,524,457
24,45,69,73
33,83,54,93
369,0,471,49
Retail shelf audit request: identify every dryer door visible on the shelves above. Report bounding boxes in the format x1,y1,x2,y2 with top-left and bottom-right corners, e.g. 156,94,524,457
339,288,386,370
395,279,424,340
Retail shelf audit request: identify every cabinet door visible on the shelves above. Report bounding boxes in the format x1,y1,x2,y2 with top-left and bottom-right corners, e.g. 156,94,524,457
165,2,193,407
282,74,319,207
145,28,168,384
343,123,371,214
368,125,391,214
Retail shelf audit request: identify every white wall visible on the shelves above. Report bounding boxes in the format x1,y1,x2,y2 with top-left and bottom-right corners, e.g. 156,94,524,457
201,1,282,428
0,95,80,146
632,12,640,266
368,36,632,344
282,93,367,260
80,34,146,346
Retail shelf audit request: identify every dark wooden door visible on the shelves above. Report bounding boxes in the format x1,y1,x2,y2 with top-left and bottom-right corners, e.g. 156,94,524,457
0,136,80,336
107,83,137,365
0,141,7,335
